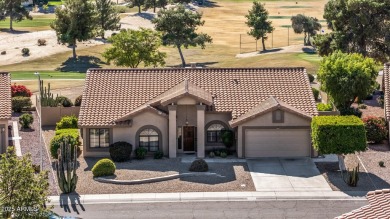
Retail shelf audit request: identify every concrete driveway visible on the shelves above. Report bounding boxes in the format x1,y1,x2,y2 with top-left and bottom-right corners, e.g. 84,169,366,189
247,158,332,192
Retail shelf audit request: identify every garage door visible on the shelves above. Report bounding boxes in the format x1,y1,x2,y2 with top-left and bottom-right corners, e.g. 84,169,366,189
244,129,311,158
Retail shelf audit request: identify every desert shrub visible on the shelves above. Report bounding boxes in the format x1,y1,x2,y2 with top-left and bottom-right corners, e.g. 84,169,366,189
377,95,384,107
92,159,116,177
189,159,208,172
56,115,78,130
362,116,387,143
50,130,80,158
379,161,385,167
154,151,164,159
11,96,32,113
214,150,221,156
135,147,147,159
308,73,315,83
109,141,133,162
358,104,367,109
220,152,227,158
317,103,333,111
114,5,131,13
209,151,215,158
312,87,320,101
11,84,32,97
221,130,234,148
37,39,46,46
56,96,73,107
21,48,30,56
339,107,362,118
311,116,367,154
1,51,5,55
74,95,82,106
19,113,34,129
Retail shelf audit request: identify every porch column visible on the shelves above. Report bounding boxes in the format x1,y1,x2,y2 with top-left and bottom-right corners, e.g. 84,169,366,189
168,105,177,158
196,105,206,158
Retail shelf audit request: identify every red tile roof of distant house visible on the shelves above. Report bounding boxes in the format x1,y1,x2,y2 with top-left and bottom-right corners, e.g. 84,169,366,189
383,63,390,120
336,189,390,219
0,72,11,120
79,68,318,127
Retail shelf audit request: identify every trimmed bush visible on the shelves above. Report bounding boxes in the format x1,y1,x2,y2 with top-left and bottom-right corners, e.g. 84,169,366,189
154,151,164,159
92,159,116,177
312,87,320,101
220,152,227,158
74,95,82,106
19,113,34,129
56,115,78,130
21,48,30,56
362,116,387,143
37,39,46,46
308,73,315,83
11,96,32,112
221,130,234,148
311,116,367,155
339,107,362,118
135,147,147,159
379,161,385,167
317,103,333,111
109,141,133,162
189,159,208,172
11,84,32,97
209,151,215,158
50,129,80,159
57,96,73,107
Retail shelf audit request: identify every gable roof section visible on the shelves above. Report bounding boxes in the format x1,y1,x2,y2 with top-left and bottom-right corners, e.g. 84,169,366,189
115,105,168,123
0,72,11,120
336,189,390,219
79,68,318,127
384,63,390,120
229,96,312,127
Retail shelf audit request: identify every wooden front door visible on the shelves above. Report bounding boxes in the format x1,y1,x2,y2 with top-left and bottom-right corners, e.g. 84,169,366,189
183,126,195,151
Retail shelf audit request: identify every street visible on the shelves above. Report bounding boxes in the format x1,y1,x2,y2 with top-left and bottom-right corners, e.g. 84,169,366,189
53,199,367,218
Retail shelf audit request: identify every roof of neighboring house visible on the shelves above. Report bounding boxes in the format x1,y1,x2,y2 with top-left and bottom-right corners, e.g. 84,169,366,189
384,63,390,120
0,72,11,120
336,189,390,219
79,68,318,127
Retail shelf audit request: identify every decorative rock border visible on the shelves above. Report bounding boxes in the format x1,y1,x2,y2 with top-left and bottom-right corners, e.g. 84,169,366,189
94,172,225,185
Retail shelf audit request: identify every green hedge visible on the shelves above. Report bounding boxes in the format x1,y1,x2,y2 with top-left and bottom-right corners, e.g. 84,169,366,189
92,159,116,177
56,115,78,130
50,129,80,158
317,103,333,111
311,116,367,154
12,96,32,112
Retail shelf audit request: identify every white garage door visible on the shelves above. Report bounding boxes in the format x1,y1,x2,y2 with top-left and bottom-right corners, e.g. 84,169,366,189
245,129,311,158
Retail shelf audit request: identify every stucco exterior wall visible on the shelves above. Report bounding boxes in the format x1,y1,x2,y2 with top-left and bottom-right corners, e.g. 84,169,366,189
176,105,197,126
41,106,80,126
82,111,168,157
0,119,9,154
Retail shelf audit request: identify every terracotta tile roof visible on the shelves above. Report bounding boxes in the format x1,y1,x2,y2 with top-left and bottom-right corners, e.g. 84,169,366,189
229,96,312,127
336,189,390,219
0,72,11,120
79,68,318,127
384,63,390,120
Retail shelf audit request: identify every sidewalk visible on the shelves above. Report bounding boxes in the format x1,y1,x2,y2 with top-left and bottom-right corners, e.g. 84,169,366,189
49,191,367,205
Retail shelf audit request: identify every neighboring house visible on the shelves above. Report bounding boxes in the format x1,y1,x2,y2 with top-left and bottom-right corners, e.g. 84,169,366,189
336,189,390,218
79,67,318,158
383,63,390,139
0,72,11,154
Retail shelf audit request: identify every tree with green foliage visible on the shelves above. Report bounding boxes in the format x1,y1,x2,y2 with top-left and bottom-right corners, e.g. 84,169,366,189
313,33,335,56
152,4,212,67
291,14,321,46
317,51,378,111
51,0,97,59
103,28,166,68
322,0,390,62
125,0,145,13
144,0,167,13
96,0,120,39
245,2,274,51
0,0,32,31
0,147,51,218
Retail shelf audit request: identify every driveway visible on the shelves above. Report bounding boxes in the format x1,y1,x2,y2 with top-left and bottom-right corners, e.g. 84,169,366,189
247,158,332,192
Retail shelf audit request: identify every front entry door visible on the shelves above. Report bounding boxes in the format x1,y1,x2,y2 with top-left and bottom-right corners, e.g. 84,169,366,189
183,126,195,151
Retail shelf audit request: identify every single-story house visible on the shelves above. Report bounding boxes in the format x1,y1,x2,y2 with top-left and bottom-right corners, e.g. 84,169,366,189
383,63,390,139
0,72,11,154
79,67,318,158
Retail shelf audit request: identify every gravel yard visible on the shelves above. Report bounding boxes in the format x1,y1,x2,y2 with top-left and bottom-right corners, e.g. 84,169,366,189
11,112,58,195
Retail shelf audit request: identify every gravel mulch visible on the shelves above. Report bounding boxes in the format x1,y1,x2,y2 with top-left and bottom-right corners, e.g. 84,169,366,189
352,93,384,118
11,112,58,195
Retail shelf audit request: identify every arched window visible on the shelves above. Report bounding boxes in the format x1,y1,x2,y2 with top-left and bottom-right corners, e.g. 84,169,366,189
206,123,225,143
139,128,159,152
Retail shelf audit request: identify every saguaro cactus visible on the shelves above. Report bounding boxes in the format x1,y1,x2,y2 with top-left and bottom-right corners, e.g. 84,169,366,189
39,80,59,107
55,137,78,194
342,164,359,187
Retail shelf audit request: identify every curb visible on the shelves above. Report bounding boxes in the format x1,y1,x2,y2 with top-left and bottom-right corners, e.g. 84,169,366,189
94,172,225,185
48,191,367,205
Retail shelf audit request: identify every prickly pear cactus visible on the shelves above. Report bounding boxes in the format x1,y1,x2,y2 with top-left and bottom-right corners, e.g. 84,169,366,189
55,137,78,194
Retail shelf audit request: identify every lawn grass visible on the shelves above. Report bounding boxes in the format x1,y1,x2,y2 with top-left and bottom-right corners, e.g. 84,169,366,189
11,71,86,80
0,16,54,28
48,1,63,6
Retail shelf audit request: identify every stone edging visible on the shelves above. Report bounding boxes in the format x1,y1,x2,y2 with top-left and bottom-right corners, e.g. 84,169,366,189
94,172,225,185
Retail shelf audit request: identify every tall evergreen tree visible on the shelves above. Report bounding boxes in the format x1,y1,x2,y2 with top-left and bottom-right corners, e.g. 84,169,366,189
125,0,145,13
51,0,97,59
96,0,120,39
0,0,32,31
245,2,274,51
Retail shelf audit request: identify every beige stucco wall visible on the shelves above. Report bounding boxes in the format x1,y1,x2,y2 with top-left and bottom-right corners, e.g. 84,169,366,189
176,105,197,126
41,106,80,126
236,110,312,158
0,119,9,154
82,111,168,157
205,113,232,127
